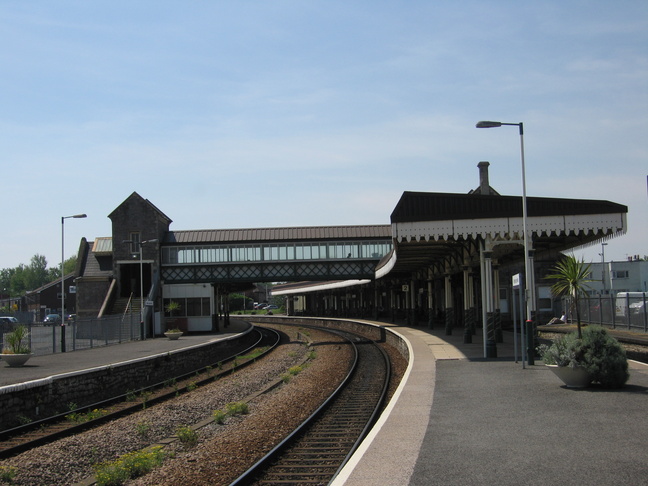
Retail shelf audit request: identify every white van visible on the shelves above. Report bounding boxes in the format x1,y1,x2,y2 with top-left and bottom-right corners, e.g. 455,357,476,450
615,292,648,317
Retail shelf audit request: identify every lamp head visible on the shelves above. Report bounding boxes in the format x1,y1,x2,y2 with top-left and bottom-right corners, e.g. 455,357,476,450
476,121,502,128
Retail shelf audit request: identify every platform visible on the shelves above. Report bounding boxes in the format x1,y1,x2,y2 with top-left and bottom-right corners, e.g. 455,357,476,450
334,321,648,486
0,320,249,389
2,318,646,485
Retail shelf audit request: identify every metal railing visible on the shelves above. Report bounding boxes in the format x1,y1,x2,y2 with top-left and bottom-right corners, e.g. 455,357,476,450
560,294,648,332
2,309,144,357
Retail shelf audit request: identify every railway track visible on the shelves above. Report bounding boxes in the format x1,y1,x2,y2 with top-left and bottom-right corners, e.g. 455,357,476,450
0,326,281,459
232,328,391,486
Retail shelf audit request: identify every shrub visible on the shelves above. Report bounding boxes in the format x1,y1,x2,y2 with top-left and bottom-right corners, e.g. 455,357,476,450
540,332,584,368
580,326,629,388
540,326,629,388
3,325,30,354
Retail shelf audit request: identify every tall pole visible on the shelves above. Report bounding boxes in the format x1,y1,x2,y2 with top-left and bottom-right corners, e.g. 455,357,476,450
140,245,144,338
600,242,608,294
139,239,158,339
476,121,535,337
61,213,86,351
517,122,534,325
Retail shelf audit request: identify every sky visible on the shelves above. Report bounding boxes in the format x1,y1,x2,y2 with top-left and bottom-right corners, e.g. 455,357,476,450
1,1,646,271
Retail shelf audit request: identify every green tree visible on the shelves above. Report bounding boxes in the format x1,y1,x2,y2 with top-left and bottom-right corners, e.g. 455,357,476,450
229,293,253,311
47,256,78,281
0,254,76,298
546,255,593,339
25,254,49,290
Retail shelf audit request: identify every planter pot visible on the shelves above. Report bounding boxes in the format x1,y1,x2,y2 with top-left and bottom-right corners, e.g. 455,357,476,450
2,353,32,367
164,332,183,340
546,364,592,388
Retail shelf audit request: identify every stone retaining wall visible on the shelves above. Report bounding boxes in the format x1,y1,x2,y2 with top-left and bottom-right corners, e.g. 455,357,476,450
0,326,257,432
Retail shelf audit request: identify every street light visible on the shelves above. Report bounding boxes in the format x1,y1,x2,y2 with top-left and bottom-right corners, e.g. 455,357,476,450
122,238,158,339
600,242,608,294
476,121,535,353
61,213,86,352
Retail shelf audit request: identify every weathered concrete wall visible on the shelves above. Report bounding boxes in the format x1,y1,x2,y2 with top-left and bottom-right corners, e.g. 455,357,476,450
0,327,257,432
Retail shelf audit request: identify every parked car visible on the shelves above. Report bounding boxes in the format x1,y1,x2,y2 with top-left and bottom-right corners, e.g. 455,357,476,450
0,316,19,332
44,314,62,325
630,301,645,314
264,305,279,310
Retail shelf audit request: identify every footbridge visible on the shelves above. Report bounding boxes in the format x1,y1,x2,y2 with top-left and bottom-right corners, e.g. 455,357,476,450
159,225,392,285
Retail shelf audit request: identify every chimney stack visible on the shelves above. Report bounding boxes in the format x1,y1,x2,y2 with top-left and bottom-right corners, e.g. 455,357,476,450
478,161,490,195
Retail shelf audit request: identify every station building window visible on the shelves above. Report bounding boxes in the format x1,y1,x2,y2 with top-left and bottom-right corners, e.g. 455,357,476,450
163,297,210,317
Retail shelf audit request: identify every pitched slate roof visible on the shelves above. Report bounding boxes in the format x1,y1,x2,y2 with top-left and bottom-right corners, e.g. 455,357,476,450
391,191,627,223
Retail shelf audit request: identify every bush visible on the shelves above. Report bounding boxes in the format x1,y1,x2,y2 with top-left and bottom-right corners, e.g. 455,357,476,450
540,332,584,368
580,326,629,388
540,326,629,388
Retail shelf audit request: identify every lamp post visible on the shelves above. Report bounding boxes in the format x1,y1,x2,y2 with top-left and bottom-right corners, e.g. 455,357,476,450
123,238,158,340
476,121,535,353
600,242,608,294
61,213,87,352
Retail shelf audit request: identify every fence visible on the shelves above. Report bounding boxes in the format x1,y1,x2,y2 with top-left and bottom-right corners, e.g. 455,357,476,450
561,294,648,332
2,310,144,357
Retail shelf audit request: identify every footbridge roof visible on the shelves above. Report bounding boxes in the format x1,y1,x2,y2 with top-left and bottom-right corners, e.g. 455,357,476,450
163,225,391,244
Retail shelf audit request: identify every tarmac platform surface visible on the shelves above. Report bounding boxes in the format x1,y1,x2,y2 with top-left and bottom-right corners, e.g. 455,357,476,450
0,320,250,388
2,318,646,485
335,322,648,486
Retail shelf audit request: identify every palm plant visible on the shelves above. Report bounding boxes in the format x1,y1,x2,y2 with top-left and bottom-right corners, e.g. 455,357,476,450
165,300,181,317
546,255,592,339
4,325,31,354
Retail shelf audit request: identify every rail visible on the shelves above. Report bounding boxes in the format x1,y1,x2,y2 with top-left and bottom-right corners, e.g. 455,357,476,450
231,324,391,485
0,327,280,458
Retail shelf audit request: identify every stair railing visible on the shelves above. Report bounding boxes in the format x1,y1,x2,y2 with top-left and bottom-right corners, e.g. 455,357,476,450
122,293,134,322
98,279,118,318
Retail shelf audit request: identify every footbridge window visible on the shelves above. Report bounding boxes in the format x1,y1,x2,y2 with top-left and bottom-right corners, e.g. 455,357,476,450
161,240,392,265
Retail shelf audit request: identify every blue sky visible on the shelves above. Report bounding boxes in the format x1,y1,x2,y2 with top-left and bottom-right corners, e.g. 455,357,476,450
1,1,646,270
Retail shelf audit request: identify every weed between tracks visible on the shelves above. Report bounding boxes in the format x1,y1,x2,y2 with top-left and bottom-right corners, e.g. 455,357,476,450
93,446,168,486
213,401,249,424
0,465,17,483
176,426,198,447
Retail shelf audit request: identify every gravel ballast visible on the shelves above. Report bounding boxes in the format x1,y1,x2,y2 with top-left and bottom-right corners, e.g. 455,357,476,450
0,325,358,486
